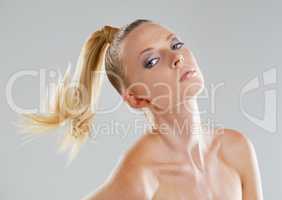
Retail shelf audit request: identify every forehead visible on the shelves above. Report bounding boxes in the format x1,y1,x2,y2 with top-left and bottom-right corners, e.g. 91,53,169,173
120,22,173,63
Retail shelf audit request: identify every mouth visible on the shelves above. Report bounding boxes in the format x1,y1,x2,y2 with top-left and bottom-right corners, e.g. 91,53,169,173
179,69,197,82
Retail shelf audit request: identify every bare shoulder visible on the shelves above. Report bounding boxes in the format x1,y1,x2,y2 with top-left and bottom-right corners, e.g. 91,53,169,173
214,127,253,150
214,128,256,164
81,157,147,200
214,128,264,198
81,132,159,200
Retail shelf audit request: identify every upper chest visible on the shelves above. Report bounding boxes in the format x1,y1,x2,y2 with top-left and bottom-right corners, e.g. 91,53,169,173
133,130,243,200
140,143,242,200
149,157,242,200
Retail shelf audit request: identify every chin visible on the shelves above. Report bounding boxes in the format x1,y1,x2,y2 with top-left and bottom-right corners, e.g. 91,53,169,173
193,84,204,97
192,73,205,96
181,78,204,99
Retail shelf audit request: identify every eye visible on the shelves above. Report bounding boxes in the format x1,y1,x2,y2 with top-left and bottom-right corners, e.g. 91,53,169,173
171,42,184,50
144,57,160,69
143,40,185,69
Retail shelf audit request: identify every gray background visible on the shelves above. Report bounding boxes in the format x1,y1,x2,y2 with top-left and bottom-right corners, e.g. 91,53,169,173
1,0,281,199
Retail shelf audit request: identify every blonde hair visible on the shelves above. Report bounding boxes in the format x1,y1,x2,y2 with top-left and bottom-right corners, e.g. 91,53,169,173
18,19,153,164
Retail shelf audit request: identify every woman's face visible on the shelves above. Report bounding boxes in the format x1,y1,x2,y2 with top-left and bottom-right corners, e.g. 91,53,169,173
119,22,204,111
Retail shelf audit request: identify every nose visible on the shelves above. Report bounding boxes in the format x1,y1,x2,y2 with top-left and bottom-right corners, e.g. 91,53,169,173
172,54,184,69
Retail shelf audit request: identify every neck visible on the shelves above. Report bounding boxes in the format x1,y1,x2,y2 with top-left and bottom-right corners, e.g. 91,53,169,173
151,97,211,171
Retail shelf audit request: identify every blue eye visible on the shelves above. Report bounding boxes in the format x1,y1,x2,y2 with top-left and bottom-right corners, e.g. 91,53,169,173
144,57,160,69
171,42,184,50
143,41,184,69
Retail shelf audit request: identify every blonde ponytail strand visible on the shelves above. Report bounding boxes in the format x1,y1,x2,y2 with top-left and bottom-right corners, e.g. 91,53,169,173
17,25,120,164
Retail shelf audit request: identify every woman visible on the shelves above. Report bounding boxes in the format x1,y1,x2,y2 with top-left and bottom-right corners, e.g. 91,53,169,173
20,19,263,199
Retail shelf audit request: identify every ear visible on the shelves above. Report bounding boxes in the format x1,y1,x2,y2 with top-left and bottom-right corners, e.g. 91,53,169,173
122,90,150,109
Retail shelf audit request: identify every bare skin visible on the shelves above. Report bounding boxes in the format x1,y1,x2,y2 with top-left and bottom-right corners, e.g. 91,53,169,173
82,22,263,200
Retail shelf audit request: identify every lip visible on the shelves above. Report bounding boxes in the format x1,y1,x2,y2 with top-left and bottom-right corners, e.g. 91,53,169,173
179,69,197,82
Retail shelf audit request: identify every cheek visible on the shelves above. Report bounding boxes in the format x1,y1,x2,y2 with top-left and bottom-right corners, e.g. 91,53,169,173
150,74,177,96
130,81,151,98
148,77,179,108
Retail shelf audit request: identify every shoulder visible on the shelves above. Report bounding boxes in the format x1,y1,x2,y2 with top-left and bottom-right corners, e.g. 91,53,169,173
214,127,254,152
82,131,159,200
214,127,257,168
214,128,263,196
82,155,147,200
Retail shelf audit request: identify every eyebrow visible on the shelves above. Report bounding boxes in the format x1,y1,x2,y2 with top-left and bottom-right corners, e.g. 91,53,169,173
138,33,175,57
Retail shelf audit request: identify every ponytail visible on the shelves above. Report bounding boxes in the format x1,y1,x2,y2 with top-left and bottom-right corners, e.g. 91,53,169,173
18,25,119,164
